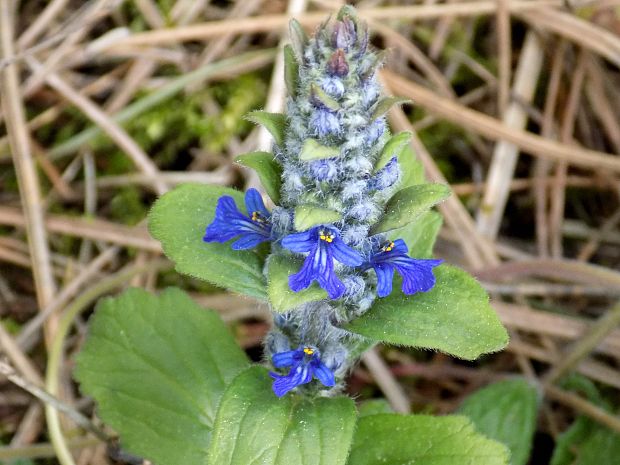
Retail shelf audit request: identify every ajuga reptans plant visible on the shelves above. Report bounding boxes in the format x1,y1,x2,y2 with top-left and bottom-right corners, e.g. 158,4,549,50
204,7,444,397
76,7,510,464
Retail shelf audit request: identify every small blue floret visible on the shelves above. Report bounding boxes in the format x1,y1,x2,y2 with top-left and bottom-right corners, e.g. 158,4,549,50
311,108,341,137
270,346,335,397
203,188,272,250
282,226,363,299
367,239,442,297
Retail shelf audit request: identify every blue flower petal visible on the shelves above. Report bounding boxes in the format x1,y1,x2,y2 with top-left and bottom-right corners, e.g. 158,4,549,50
282,229,316,253
231,233,268,250
272,349,302,368
245,188,270,218
270,364,313,397
311,360,336,387
394,258,443,294
317,261,346,299
331,236,364,266
369,239,441,297
270,347,337,397
289,256,316,292
374,263,395,298
203,192,272,249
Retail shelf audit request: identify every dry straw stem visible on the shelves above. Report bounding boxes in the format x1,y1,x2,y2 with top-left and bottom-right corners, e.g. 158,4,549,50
383,83,499,269
0,2,57,312
545,384,620,434
23,57,168,196
517,7,620,68
363,348,411,414
476,32,543,239
104,1,562,48
383,70,620,174
543,301,620,385
0,206,160,252
0,360,109,442
0,437,99,462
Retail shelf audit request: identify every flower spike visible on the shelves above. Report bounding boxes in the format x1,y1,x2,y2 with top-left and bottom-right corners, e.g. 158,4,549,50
203,188,272,250
282,226,363,299
270,346,335,397
367,239,442,297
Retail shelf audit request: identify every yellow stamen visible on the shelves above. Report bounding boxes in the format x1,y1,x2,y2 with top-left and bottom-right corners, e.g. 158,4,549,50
251,211,265,223
303,347,315,355
319,231,334,243
383,241,395,252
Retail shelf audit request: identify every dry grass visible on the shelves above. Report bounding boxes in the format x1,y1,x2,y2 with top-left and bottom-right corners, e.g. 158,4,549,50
1,0,619,463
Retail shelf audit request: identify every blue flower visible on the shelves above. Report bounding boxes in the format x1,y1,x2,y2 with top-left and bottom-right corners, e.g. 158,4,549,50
269,346,335,397
203,188,272,250
321,76,345,98
311,108,341,137
368,156,400,191
310,158,338,181
364,118,386,145
282,226,363,299
367,239,442,298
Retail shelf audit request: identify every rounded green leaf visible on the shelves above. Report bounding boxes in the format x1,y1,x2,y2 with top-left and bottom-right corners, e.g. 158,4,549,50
459,378,540,465
347,414,509,465
370,183,451,234
148,183,267,299
294,204,342,231
399,145,426,188
346,265,509,360
235,151,283,203
74,288,249,465
207,366,357,465
267,254,327,312
388,210,442,259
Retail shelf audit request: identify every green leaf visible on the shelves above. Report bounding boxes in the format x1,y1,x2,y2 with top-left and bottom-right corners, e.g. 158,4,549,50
299,138,341,161
283,44,299,98
459,378,540,465
347,414,510,465
347,265,509,360
289,18,308,61
550,375,620,465
357,399,394,418
294,205,342,231
370,97,410,120
267,254,327,312
371,183,451,234
373,131,412,173
149,183,267,299
235,151,282,203
552,425,620,465
399,145,426,188
75,288,249,465
310,83,340,111
389,210,442,259
246,111,286,147
207,366,357,465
